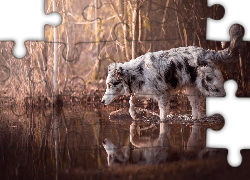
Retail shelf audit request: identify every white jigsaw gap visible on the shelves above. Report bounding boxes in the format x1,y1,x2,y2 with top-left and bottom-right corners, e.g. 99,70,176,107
207,80,250,167
207,0,250,41
0,0,61,58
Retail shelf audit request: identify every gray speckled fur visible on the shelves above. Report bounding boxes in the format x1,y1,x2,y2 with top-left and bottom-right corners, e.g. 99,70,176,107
102,25,244,120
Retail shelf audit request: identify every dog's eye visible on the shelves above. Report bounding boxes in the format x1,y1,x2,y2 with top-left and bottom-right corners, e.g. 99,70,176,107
113,81,120,86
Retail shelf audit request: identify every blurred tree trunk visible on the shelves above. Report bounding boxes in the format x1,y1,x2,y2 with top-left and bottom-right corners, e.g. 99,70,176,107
142,0,152,53
53,0,58,100
94,0,100,80
62,0,70,95
174,0,184,47
29,42,32,98
160,0,170,49
37,49,52,97
123,0,130,61
131,2,140,59
192,0,196,46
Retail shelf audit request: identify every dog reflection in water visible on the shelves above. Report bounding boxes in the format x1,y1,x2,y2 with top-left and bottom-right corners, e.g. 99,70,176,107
102,122,170,166
102,122,226,166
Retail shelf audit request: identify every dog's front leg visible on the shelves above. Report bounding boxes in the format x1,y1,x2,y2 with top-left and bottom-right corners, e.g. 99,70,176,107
129,95,137,120
158,95,170,122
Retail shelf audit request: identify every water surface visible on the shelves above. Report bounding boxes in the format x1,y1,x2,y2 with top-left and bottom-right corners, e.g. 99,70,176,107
0,104,226,180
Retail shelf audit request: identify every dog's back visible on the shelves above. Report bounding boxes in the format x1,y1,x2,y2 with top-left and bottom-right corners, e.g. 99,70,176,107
132,46,225,97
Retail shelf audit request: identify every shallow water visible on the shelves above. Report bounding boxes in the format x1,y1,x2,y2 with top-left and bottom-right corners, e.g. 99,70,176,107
0,104,225,180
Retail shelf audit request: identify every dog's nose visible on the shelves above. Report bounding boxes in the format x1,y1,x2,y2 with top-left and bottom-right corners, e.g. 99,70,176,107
101,100,105,104
102,140,106,144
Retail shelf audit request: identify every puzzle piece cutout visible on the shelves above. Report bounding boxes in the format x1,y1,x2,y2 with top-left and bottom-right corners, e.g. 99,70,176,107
207,0,250,41
0,0,61,58
207,80,250,167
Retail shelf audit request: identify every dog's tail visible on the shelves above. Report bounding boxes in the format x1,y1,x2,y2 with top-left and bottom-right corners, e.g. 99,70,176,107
210,24,245,62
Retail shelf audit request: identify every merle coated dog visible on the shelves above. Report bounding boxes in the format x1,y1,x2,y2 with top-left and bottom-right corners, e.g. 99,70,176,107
101,24,244,120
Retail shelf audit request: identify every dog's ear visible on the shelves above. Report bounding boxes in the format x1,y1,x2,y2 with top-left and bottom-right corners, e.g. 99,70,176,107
109,63,125,76
108,63,116,72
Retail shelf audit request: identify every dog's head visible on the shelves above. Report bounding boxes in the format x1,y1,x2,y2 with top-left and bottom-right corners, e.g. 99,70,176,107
101,63,128,105
102,139,130,166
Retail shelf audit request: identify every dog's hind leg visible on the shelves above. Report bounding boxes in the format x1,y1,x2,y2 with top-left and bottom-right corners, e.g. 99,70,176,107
158,95,170,121
186,88,203,119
